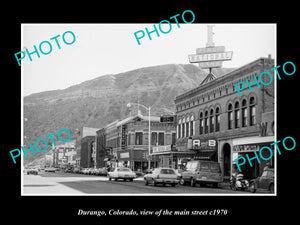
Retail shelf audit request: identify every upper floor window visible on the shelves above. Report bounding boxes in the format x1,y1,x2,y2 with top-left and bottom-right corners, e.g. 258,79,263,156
249,97,256,126
215,107,220,132
228,104,233,130
135,132,143,145
234,101,240,128
242,99,248,127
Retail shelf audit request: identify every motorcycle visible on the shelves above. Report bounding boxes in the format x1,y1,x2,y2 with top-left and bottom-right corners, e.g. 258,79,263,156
230,173,249,191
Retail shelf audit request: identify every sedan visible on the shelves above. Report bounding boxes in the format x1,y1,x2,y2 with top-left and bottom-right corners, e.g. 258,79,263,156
249,168,274,193
108,167,136,181
144,168,179,187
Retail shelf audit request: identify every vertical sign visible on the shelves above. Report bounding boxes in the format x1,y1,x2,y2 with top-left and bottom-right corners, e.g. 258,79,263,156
121,125,126,150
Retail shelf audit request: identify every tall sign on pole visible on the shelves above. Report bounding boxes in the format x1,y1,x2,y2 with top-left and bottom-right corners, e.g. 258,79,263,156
188,25,233,77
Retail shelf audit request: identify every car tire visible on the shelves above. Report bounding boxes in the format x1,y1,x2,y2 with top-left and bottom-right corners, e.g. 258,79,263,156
145,180,149,186
269,183,274,193
249,182,256,193
153,181,157,186
190,178,196,187
130,178,133,182
179,178,185,186
108,177,111,181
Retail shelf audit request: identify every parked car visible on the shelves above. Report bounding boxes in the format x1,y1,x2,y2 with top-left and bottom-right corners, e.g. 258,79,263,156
73,167,80,173
249,168,274,193
64,168,73,173
96,167,108,176
179,160,223,187
144,167,179,187
44,167,56,173
108,167,136,181
27,168,38,175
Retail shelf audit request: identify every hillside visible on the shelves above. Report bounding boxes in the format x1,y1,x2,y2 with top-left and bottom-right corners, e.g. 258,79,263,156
23,64,235,165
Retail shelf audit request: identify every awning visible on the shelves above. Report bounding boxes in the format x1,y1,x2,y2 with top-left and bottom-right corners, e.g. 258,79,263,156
232,136,275,146
194,150,216,160
151,151,195,156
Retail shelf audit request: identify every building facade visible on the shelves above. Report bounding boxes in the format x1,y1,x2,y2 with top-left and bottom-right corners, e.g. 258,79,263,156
75,127,98,167
103,113,176,172
52,140,76,168
174,56,275,179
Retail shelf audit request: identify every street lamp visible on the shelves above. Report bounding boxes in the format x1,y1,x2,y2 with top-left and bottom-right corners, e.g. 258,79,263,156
127,102,151,170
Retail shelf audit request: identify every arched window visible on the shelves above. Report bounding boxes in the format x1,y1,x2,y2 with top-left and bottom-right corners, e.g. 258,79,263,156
234,101,240,128
228,104,233,130
182,118,186,137
215,107,220,132
199,112,204,135
242,99,247,127
204,111,209,134
210,109,214,133
249,97,256,126
178,118,182,138
186,117,190,137
190,115,195,136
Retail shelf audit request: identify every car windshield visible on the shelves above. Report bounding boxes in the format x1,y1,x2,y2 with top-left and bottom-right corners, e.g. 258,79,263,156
186,162,198,170
200,162,209,170
160,169,175,174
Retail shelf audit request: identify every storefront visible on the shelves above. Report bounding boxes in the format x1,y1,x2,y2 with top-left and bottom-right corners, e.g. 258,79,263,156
232,135,275,180
116,149,157,172
151,145,195,169
189,138,218,161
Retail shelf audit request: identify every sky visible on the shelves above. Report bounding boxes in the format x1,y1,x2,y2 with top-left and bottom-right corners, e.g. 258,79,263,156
22,24,276,96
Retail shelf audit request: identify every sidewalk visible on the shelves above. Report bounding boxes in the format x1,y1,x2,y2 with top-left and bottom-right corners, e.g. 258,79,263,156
23,174,85,195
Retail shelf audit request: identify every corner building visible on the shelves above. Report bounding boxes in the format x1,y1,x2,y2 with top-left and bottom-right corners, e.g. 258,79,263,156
175,56,275,180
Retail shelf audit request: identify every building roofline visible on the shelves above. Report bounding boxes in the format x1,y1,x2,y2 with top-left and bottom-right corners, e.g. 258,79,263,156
175,56,274,103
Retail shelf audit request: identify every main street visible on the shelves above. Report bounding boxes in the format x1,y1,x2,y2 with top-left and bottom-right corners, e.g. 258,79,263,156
22,171,266,195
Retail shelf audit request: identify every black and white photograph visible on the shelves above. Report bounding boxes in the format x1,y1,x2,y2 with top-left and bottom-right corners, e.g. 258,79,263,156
20,23,276,195
4,4,298,223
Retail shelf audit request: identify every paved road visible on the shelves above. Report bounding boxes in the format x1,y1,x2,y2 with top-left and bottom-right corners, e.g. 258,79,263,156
23,172,266,195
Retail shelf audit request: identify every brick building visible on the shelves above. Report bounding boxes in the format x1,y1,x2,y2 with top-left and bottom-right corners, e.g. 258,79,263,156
174,56,275,179
101,113,176,172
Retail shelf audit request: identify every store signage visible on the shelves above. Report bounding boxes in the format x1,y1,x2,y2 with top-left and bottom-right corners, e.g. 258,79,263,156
198,61,223,69
153,145,171,153
188,51,233,63
121,125,126,150
160,115,176,123
120,152,130,159
233,144,260,152
192,139,217,150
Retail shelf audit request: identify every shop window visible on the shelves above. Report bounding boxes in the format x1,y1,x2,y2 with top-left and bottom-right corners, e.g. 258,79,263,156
210,109,214,133
151,132,157,145
215,107,220,132
135,132,143,145
204,111,209,134
234,101,240,128
242,99,247,127
228,104,233,130
158,132,164,145
249,97,256,126
199,112,204,135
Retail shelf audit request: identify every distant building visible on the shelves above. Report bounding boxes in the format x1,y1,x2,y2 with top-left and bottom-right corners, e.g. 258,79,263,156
52,140,76,168
175,56,275,179
75,127,99,167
